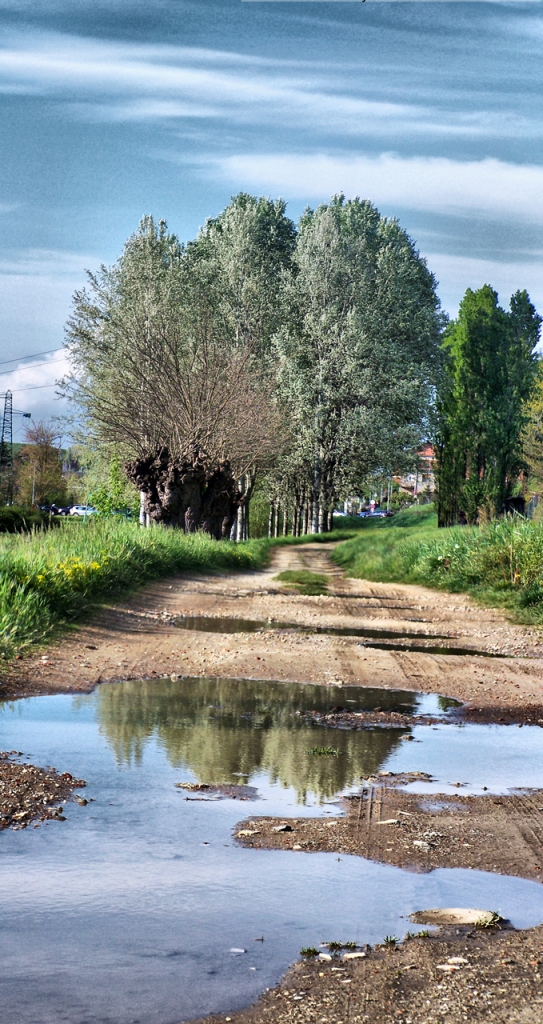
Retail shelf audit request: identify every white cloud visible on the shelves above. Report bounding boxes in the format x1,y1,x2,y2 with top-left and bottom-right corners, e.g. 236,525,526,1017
212,151,543,225
0,349,71,427
0,30,540,139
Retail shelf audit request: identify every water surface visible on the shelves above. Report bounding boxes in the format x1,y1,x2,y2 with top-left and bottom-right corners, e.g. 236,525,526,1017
1,678,543,1024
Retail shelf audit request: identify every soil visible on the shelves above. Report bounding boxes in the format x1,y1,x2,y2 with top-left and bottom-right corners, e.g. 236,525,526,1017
2,544,543,724
0,751,86,830
2,542,543,1023
234,772,543,882
191,923,543,1024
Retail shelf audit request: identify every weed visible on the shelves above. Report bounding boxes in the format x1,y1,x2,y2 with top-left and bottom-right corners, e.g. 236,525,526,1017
326,942,344,953
384,935,398,947
342,941,357,950
300,947,319,958
476,911,502,929
306,747,340,757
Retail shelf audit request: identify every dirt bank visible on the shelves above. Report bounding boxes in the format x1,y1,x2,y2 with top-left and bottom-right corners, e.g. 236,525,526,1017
192,922,543,1024
2,544,542,722
235,772,543,882
0,751,86,830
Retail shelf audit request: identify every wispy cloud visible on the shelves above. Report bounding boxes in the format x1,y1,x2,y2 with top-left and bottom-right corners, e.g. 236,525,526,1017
0,248,92,277
0,29,540,140
210,151,543,225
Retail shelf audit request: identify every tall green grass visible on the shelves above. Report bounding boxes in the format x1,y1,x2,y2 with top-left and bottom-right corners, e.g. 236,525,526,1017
0,520,269,660
332,505,543,623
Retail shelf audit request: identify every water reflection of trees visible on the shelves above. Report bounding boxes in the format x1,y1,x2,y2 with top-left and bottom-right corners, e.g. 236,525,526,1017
95,677,413,803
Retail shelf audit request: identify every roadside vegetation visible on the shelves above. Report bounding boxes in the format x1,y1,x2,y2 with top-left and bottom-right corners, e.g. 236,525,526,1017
0,514,366,663
333,505,543,623
0,520,269,661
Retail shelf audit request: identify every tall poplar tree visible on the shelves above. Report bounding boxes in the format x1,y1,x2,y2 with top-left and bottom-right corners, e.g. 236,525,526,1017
436,285,541,526
274,196,444,532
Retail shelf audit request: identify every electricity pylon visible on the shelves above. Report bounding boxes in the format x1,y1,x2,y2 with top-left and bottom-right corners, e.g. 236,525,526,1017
0,391,31,505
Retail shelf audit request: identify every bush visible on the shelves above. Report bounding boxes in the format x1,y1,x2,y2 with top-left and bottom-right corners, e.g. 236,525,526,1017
0,506,53,533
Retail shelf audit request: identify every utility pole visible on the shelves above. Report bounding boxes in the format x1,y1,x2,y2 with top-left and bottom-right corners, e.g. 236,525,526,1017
0,391,31,506
0,391,13,505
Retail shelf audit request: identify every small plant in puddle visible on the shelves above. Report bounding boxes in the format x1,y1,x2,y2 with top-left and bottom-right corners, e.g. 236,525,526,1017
476,911,502,929
306,746,340,756
419,930,430,938
300,947,319,958
384,935,398,947
343,941,357,950
327,941,344,954
274,569,328,596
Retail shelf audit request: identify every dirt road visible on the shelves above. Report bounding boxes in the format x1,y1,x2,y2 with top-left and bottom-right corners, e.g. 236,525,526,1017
3,543,543,718
4,542,543,1024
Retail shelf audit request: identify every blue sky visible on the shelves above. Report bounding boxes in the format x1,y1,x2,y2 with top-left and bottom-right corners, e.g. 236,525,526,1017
0,0,542,429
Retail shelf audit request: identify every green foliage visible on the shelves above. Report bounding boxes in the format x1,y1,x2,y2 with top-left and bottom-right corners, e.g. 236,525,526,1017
300,947,319,958
87,455,140,517
248,480,272,538
333,508,543,622
273,195,445,525
436,286,541,525
274,569,329,595
0,521,269,660
0,506,53,533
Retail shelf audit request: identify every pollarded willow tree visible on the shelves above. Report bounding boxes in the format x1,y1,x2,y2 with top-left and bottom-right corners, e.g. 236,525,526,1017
270,196,445,534
65,201,293,537
435,285,541,526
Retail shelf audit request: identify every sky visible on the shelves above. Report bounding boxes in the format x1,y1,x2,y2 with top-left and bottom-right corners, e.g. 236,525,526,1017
0,0,542,434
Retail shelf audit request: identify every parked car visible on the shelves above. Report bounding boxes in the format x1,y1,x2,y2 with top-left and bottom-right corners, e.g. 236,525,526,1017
69,504,98,517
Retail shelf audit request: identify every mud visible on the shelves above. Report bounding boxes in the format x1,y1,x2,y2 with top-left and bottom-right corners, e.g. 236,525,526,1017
235,773,543,882
2,544,543,725
0,751,86,830
192,923,543,1024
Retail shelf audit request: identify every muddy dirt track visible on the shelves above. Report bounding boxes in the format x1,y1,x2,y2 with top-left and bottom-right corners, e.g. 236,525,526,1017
3,543,543,719
3,542,543,1024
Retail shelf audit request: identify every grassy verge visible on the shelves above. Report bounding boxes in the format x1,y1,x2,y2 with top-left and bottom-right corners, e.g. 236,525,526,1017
274,570,329,596
332,505,543,624
0,520,270,661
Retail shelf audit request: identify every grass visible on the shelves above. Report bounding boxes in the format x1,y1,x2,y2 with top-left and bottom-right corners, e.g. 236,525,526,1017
274,569,329,595
0,519,270,662
332,503,543,624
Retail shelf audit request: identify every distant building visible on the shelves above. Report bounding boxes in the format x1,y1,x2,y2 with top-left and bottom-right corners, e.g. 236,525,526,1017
395,444,435,499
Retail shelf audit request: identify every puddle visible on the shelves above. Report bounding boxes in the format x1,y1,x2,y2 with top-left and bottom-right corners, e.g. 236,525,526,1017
174,615,452,640
173,615,503,656
357,641,505,657
1,678,543,1023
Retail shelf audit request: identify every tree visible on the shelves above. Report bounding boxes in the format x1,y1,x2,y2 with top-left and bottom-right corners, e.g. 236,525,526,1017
272,196,444,533
436,286,541,526
65,211,287,537
16,421,67,506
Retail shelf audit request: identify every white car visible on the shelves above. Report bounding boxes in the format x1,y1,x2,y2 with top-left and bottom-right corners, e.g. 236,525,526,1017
69,504,98,517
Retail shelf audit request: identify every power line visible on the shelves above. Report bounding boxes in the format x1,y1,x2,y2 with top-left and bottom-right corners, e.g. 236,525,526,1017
5,383,60,393
0,347,61,368
0,356,67,377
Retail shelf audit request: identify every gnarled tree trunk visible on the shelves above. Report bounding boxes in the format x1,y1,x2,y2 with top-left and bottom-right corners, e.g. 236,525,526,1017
125,448,237,539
